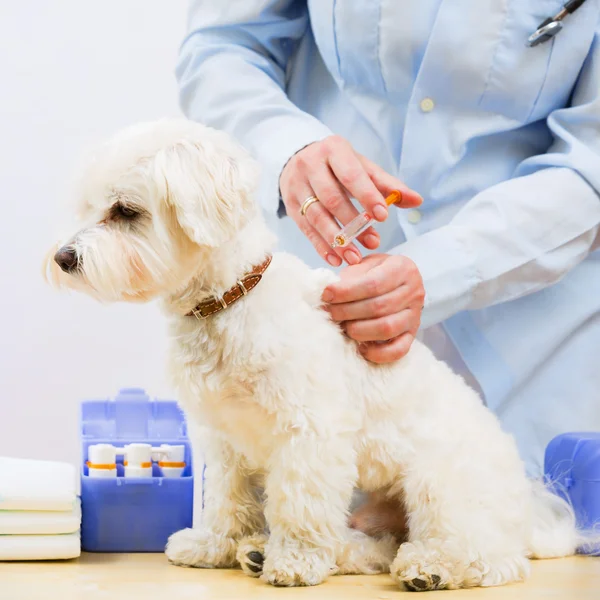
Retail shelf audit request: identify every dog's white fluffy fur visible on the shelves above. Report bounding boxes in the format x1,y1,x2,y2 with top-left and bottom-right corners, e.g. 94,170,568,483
47,120,582,590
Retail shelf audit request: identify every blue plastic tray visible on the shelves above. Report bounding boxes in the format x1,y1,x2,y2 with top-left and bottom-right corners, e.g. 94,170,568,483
545,431,600,556
80,388,194,552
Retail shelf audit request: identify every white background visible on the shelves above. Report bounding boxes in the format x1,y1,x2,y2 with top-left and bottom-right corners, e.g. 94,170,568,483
0,2,188,464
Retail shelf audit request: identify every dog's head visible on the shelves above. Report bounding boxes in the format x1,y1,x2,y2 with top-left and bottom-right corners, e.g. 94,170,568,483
45,120,259,303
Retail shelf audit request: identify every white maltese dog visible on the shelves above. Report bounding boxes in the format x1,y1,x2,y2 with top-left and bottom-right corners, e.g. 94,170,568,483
47,120,583,590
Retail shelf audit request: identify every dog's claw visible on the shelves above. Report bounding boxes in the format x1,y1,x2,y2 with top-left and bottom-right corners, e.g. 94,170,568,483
246,561,263,574
236,536,268,578
247,551,264,565
404,573,444,592
406,578,428,591
245,550,265,574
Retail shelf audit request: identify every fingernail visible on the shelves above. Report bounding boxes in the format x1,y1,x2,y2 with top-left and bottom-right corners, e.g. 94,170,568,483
344,250,360,265
326,254,341,267
364,233,379,248
322,289,333,303
373,205,388,221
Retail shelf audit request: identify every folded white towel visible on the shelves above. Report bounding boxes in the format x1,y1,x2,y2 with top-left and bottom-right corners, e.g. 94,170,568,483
0,502,81,535
0,457,76,511
0,532,81,560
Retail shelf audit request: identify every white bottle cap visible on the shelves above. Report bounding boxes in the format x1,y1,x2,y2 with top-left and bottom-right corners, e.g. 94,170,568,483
88,444,116,465
124,443,153,478
158,444,186,478
124,443,152,466
160,444,185,462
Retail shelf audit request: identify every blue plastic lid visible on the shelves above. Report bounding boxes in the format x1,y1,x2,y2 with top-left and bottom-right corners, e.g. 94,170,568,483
81,388,187,441
545,432,600,485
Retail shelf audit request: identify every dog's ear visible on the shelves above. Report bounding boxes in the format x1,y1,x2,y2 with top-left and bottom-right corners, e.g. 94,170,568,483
154,134,259,247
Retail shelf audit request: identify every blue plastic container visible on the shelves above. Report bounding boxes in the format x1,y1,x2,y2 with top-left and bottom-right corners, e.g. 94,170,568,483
80,388,194,552
544,431,600,556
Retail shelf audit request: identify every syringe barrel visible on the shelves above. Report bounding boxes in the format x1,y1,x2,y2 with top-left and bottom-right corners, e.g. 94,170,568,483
332,212,373,248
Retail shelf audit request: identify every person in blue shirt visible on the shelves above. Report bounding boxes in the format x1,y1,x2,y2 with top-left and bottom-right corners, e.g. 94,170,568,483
177,1,600,528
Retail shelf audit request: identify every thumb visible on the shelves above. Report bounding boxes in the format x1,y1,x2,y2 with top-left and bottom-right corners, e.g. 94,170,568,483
359,155,423,209
337,254,386,281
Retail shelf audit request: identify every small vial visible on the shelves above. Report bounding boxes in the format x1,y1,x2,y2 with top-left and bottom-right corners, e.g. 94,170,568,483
157,444,186,478
331,190,403,249
124,443,153,478
87,444,117,478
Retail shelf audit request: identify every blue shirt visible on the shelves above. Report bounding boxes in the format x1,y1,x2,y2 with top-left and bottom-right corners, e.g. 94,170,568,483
177,0,600,476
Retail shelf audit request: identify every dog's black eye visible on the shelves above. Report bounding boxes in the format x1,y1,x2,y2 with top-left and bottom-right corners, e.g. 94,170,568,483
114,202,138,219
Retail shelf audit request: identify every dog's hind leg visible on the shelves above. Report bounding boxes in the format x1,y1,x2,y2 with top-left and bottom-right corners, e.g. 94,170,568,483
388,455,530,591
166,431,265,568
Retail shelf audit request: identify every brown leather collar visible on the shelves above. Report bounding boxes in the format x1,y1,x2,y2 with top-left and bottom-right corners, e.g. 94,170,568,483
186,255,272,320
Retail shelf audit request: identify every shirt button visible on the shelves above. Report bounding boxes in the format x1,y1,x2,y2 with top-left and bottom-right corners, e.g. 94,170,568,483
407,209,422,224
420,97,435,113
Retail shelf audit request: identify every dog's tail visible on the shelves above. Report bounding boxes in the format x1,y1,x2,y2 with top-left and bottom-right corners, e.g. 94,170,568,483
528,479,600,559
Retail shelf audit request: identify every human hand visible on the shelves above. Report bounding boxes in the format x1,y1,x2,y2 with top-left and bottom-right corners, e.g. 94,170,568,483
322,254,425,363
279,136,422,267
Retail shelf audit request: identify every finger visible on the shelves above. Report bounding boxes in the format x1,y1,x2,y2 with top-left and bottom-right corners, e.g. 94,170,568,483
308,165,380,251
322,254,386,302
298,180,363,265
360,229,381,250
326,256,406,304
287,195,343,267
308,165,358,225
328,284,414,322
326,143,389,222
305,201,362,265
344,309,414,343
359,333,415,364
337,254,387,279
359,155,423,209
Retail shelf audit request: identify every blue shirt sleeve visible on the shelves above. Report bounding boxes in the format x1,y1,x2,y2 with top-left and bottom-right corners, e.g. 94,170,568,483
395,20,600,329
177,0,333,215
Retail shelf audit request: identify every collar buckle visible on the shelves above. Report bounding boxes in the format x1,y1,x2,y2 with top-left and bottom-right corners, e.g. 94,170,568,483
237,279,248,296
191,307,207,320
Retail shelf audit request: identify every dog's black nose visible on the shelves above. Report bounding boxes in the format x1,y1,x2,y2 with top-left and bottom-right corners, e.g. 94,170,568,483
54,246,79,273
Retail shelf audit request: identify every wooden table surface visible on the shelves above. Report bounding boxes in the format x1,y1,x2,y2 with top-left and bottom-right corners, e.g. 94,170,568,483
2,553,599,600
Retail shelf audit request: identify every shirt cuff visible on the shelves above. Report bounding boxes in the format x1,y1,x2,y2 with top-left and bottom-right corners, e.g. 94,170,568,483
254,114,333,217
390,225,481,328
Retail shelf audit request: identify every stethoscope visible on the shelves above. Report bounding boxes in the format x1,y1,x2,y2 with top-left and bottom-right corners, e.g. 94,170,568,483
527,0,588,47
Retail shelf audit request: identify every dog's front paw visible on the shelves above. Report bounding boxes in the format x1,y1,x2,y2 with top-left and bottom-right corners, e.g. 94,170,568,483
236,534,268,578
391,540,455,591
391,539,485,591
165,528,238,568
262,546,334,587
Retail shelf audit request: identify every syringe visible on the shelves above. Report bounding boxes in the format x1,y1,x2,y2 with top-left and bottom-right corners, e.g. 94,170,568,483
331,190,403,249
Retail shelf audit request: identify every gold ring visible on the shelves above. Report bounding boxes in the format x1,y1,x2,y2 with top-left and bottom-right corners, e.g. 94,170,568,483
300,195,319,217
